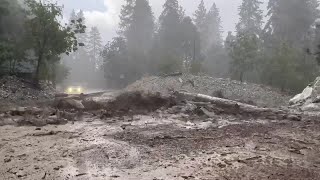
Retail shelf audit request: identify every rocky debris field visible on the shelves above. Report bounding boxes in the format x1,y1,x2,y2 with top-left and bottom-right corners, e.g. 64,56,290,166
0,76,55,106
0,90,320,179
127,74,292,107
0,91,177,127
0,75,319,180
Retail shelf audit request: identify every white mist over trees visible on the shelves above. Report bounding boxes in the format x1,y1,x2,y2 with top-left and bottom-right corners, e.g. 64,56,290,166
101,0,320,92
61,10,104,88
88,27,103,68
1,0,320,93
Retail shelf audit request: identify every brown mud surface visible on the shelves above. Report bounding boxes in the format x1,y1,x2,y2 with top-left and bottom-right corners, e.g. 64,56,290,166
1,111,320,180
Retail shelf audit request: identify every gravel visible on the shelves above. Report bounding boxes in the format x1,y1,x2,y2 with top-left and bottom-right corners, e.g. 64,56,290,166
126,74,292,107
0,76,55,105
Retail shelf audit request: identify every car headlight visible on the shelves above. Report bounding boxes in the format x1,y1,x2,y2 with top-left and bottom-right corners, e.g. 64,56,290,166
77,87,82,92
68,88,73,93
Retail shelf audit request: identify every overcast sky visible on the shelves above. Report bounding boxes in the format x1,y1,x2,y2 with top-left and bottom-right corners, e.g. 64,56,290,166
55,0,268,43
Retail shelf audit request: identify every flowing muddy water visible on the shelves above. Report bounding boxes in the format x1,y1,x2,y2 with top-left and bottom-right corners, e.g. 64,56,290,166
1,111,320,180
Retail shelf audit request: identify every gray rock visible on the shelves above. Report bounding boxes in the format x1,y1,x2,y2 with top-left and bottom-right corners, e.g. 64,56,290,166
17,107,26,113
4,157,11,163
0,118,17,126
16,170,27,178
200,107,216,118
181,103,197,113
55,98,84,110
301,103,320,112
289,86,313,105
287,115,302,121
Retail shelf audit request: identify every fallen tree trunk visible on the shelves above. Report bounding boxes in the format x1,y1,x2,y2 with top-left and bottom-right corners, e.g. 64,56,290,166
161,72,183,77
175,92,301,120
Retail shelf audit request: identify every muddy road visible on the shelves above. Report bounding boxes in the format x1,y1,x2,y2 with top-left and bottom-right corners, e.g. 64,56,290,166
1,110,320,180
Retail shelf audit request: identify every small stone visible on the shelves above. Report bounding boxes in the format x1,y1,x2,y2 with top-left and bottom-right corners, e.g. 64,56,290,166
16,170,27,177
110,175,120,178
4,158,11,163
181,175,195,179
288,115,302,121
17,107,26,113
217,163,226,168
53,165,63,171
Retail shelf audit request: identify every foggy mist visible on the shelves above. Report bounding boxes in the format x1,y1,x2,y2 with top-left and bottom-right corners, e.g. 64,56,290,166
1,0,320,92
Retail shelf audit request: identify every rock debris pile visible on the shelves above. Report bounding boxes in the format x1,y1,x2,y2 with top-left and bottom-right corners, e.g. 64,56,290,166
126,74,292,107
0,76,55,105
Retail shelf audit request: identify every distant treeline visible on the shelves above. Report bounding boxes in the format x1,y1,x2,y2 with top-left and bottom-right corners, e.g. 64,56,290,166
102,0,320,92
1,0,320,92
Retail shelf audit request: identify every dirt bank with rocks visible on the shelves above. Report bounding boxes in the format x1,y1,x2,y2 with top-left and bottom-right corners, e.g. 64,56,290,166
0,76,55,106
126,74,292,107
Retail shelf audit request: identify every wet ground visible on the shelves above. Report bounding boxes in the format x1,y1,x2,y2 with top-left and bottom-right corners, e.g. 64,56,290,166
1,111,320,180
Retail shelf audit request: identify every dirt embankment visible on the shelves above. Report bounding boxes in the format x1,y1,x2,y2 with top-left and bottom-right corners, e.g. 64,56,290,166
126,74,292,107
0,76,55,107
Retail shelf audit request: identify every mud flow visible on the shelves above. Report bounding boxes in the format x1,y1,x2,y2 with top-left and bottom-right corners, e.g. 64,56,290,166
1,91,320,180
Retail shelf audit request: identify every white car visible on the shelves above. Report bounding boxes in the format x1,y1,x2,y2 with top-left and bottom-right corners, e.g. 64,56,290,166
65,85,84,94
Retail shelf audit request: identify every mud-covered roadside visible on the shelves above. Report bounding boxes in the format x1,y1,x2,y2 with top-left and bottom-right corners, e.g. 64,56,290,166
1,101,320,180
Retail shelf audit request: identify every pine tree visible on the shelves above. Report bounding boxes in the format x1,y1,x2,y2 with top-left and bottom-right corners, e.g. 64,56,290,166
225,31,236,52
76,10,88,46
180,16,200,73
231,0,263,82
264,0,319,45
118,0,135,37
200,3,228,78
102,37,130,88
69,9,76,24
0,0,10,31
156,0,185,73
127,0,154,53
88,26,103,68
204,3,223,51
236,0,263,36
125,0,155,78
193,0,206,31
261,0,320,91
193,0,207,60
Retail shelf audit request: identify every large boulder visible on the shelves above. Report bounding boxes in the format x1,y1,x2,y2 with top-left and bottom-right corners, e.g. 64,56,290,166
290,77,320,111
54,98,85,110
311,77,320,101
301,103,320,112
289,86,313,105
